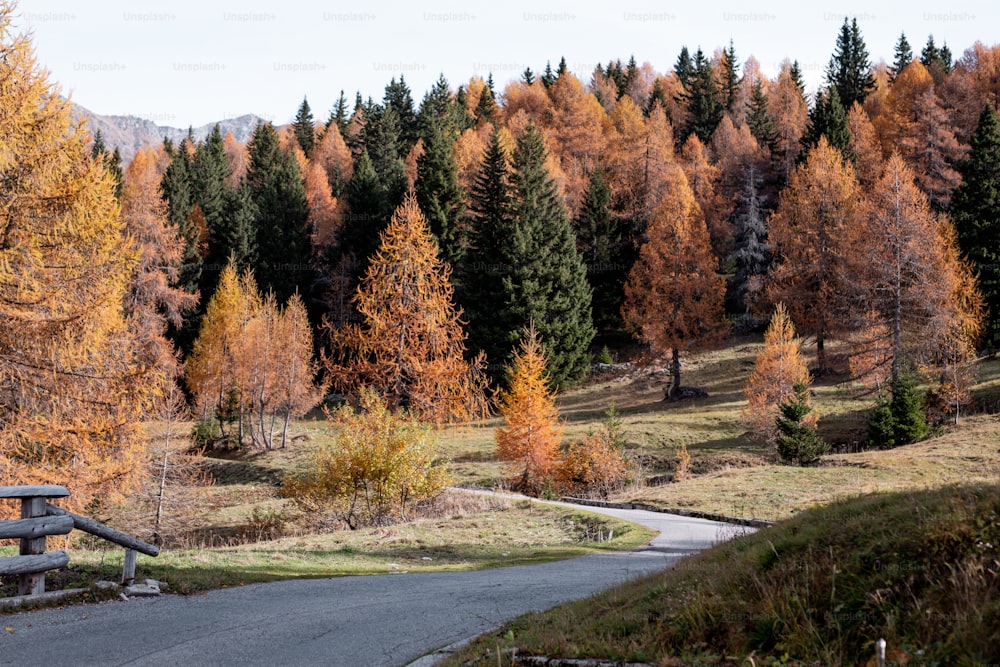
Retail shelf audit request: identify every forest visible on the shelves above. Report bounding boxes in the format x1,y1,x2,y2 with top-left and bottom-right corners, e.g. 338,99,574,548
2,0,1000,520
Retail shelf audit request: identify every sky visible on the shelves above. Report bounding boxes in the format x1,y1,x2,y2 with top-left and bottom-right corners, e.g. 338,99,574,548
18,0,998,129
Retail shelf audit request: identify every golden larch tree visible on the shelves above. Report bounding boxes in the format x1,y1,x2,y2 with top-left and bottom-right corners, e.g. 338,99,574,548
495,324,563,495
271,294,325,447
0,3,156,513
327,193,489,424
846,103,884,189
743,304,815,443
766,137,865,374
623,163,728,400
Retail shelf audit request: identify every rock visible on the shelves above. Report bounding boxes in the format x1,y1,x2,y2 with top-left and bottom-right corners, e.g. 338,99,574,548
144,579,168,591
123,582,161,598
94,581,119,591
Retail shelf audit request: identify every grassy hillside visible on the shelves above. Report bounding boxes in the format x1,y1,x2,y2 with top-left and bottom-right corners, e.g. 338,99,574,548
444,483,1000,666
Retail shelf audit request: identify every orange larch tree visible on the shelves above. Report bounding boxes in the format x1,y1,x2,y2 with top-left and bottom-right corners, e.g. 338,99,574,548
742,304,814,443
678,134,728,257
495,324,563,495
327,194,489,424
766,137,865,374
623,163,728,400
0,3,156,513
768,62,809,180
846,103,885,189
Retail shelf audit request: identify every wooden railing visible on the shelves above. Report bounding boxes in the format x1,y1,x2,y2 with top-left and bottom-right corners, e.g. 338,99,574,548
0,485,159,604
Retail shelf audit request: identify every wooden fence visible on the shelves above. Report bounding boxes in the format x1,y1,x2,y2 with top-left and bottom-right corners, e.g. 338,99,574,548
0,485,159,605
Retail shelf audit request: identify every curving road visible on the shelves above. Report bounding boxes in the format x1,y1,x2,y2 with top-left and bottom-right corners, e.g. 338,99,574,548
0,502,744,667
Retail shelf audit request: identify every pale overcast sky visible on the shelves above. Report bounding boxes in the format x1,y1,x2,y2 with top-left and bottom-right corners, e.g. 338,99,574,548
18,0,997,128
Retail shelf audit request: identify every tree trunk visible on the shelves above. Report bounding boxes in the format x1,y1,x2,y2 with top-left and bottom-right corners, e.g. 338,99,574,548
816,337,827,376
665,348,681,400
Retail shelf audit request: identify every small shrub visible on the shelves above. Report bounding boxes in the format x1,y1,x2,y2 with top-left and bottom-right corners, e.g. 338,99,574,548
283,389,449,529
191,418,220,449
596,345,614,365
556,405,632,496
674,442,692,481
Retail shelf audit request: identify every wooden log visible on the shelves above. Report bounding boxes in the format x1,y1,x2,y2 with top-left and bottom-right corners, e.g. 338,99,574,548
122,549,137,585
0,587,89,610
0,485,69,499
0,551,69,576
45,504,160,557
20,497,47,596
0,515,74,540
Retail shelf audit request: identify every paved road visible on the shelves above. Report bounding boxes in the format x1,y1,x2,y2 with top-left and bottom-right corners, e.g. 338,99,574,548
0,502,744,667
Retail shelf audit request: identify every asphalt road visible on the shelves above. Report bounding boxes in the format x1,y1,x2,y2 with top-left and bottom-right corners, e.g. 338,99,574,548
0,503,743,667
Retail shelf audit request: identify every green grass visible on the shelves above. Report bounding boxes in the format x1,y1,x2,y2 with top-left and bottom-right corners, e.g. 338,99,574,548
443,483,1000,666
1,499,653,599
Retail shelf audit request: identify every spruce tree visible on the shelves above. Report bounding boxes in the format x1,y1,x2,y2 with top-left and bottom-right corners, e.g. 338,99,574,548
246,122,311,305
415,121,466,267
507,124,595,388
868,371,929,449
327,90,349,135
91,130,122,197
720,40,740,113
825,17,876,109
574,165,624,331
801,87,850,158
776,383,829,465
417,74,457,141
161,138,200,295
673,46,694,91
541,61,556,88
921,35,941,69
292,97,315,156
342,149,384,266
646,79,670,116
951,103,1000,351
789,60,806,93
521,67,535,84
890,32,913,83
383,76,418,151
459,128,516,380
681,48,724,143
747,80,779,157
191,125,232,296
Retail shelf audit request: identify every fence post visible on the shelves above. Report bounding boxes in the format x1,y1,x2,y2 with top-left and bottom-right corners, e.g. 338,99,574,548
19,496,48,597
122,549,137,586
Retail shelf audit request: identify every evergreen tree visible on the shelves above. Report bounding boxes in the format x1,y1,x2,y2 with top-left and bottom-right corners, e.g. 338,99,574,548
341,149,384,267
415,120,466,267
417,74,456,141
191,125,233,297
720,40,740,113
292,97,316,156
681,47,724,143
920,35,941,69
383,76,418,150
508,124,594,387
90,130,122,197
522,67,535,84
890,32,913,83
459,128,516,378
747,80,779,156
326,90,350,135
541,61,556,88
825,17,876,109
574,165,624,331
220,183,258,272
868,371,929,449
557,56,569,78
728,166,770,324
646,78,670,116
246,122,311,305
789,60,806,93
801,87,850,158
951,103,1000,351
475,80,499,126
673,46,694,90
161,138,200,295
776,383,829,464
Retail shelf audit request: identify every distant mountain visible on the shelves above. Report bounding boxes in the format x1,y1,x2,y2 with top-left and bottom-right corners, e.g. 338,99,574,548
72,104,265,163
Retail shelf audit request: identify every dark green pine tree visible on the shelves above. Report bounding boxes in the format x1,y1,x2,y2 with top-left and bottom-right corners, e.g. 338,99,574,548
415,121,466,267
939,43,953,74
507,124,595,388
341,149,384,267
220,183,257,273
747,79,779,155
673,46,694,91
541,61,556,88
91,130,123,198
825,17,876,110
889,32,913,83
459,128,516,379
161,138,200,295
801,87,850,158
327,91,350,135
475,78,499,126
557,56,569,79
719,40,740,113
292,97,316,157
383,76,418,150
417,74,457,141
191,125,234,297
681,47,724,143
776,383,829,465
789,60,806,93
521,67,535,84
727,166,770,325
921,35,953,76
646,78,670,116
951,103,1000,351
868,371,929,449
246,122,311,305
574,165,625,332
